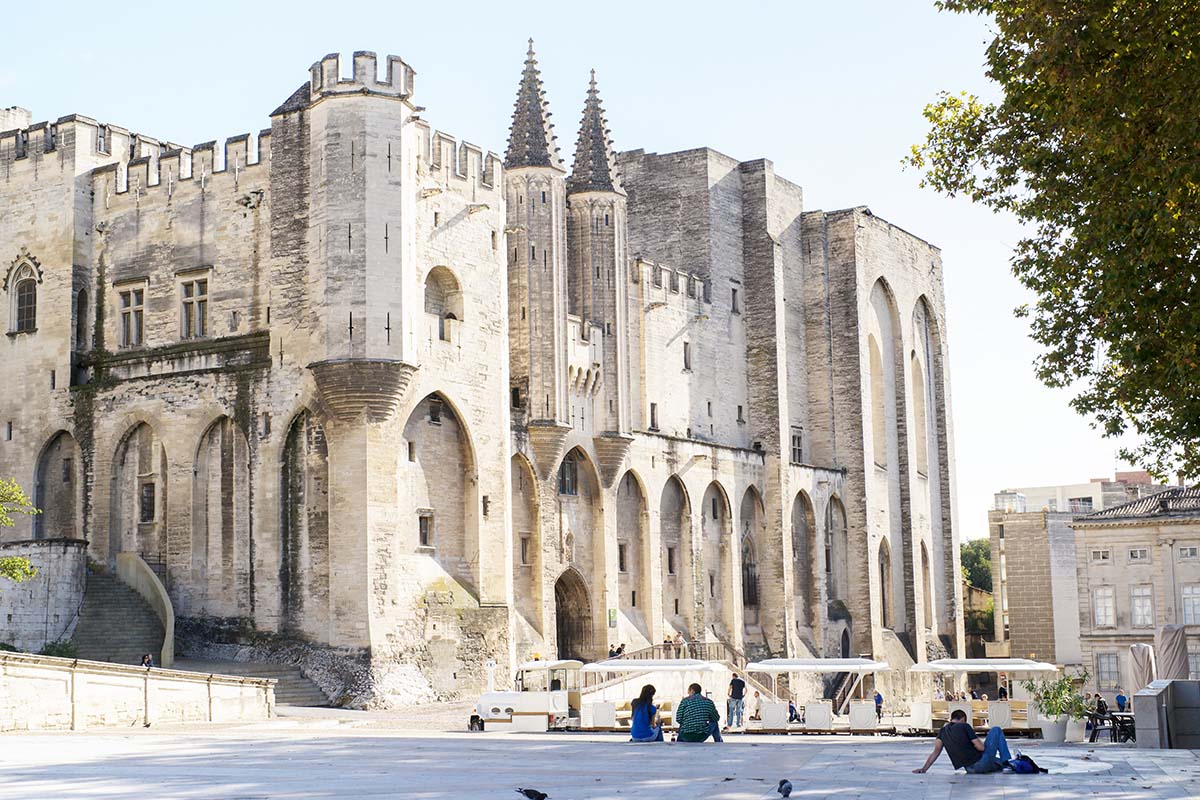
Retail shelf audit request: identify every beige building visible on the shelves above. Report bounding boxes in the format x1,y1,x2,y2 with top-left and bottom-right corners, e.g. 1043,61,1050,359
1072,487,1200,694
987,509,1082,666
0,45,964,704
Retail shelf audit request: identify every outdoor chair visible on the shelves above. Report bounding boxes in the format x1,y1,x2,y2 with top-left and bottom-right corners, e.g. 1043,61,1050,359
1088,712,1117,743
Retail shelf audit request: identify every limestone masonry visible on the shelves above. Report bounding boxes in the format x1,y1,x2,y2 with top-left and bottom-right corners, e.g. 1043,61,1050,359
0,43,964,706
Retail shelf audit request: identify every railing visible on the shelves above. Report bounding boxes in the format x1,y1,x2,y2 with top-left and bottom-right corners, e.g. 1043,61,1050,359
116,552,175,668
584,638,781,701
832,671,854,714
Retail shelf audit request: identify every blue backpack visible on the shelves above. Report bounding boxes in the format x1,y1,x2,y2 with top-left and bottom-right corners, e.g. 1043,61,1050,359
1009,754,1048,774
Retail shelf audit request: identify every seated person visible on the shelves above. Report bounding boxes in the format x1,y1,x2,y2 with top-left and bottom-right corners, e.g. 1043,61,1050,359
749,691,763,722
787,700,803,724
675,683,722,743
913,709,1013,774
1094,693,1109,715
629,684,663,743
997,686,1008,701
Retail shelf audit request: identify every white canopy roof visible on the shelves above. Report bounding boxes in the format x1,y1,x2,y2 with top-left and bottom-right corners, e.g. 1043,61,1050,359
746,658,890,675
516,659,583,672
580,659,722,674
908,658,1058,674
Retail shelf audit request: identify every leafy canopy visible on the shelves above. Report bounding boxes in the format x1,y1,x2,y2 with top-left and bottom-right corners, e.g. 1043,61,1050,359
960,538,992,592
0,477,39,586
906,0,1200,480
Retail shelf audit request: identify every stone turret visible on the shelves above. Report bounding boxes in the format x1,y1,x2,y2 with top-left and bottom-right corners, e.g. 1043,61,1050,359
505,41,571,476
566,72,631,468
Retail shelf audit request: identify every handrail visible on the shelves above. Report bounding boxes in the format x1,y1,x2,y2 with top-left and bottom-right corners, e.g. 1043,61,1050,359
115,552,174,668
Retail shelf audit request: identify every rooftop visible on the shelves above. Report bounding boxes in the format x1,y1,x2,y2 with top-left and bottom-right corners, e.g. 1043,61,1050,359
1081,486,1200,521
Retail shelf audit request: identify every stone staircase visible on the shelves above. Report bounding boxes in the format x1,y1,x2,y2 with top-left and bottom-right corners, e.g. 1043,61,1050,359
71,571,165,666
173,658,331,707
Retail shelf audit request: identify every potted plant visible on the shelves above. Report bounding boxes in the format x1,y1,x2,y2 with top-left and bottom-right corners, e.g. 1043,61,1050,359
1020,670,1089,743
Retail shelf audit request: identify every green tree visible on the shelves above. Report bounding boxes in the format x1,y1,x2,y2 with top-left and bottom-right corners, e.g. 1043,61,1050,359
906,1,1200,481
960,538,992,592
0,477,39,586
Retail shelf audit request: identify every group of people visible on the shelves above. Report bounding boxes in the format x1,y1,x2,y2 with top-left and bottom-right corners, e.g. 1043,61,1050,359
627,673,755,743
629,683,723,743
935,686,1009,702
628,674,1030,777
1088,690,1129,713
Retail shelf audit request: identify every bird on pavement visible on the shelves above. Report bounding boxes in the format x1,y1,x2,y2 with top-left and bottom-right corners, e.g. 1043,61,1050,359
777,779,793,797
516,789,548,800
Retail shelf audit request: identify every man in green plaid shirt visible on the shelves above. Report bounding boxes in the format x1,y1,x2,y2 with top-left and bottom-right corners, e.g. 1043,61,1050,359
675,683,723,742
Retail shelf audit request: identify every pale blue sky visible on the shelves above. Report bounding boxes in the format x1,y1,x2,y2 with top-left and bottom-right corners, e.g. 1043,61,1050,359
3,0,1139,537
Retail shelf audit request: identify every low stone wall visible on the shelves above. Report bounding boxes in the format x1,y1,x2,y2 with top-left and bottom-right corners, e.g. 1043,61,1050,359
0,651,274,732
0,538,87,652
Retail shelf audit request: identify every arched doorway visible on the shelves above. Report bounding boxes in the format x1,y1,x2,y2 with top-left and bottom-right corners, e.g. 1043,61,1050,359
841,629,851,659
554,569,593,661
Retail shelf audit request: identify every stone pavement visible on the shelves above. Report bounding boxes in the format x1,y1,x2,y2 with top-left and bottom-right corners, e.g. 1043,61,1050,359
1,722,1198,799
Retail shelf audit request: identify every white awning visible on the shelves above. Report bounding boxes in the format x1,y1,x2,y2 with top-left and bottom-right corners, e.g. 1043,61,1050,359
580,659,722,674
908,658,1058,674
745,658,890,675
516,659,583,672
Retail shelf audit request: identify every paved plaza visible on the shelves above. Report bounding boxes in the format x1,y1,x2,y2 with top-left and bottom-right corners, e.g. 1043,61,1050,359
2,715,1199,799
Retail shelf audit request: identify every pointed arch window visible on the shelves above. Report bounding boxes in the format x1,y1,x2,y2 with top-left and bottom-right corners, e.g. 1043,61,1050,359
8,262,39,334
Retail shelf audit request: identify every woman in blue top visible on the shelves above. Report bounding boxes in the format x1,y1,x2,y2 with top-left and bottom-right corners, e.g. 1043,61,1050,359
629,684,663,742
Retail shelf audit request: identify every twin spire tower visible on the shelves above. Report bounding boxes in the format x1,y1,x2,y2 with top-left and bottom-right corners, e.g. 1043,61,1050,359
504,41,630,470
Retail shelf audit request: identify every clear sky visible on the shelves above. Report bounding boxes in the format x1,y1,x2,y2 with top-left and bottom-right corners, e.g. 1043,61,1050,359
3,0,1141,539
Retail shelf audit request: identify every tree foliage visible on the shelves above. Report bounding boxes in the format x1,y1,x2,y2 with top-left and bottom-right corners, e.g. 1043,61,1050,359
964,597,994,637
0,477,39,587
906,0,1200,480
961,538,992,592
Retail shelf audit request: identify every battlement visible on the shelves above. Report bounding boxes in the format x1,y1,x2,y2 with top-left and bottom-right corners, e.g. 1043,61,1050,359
308,51,416,102
93,129,271,199
631,257,713,306
413,119,502,192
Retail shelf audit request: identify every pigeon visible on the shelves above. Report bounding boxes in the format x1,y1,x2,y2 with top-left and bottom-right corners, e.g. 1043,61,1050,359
777,779,793,797
516,790,548,800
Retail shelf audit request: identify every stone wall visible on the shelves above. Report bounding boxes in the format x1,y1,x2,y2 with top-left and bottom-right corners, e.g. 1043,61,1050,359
989,510,1057,661
0,48,965,707
0,650,273,731
0,538,86,652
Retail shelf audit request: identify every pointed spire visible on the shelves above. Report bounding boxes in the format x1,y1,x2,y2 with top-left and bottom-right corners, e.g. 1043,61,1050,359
567,70,624,195
504,39,564,170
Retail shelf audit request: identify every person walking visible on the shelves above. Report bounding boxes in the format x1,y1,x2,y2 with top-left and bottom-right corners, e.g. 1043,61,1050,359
676,684,722,743
874,689,884,723
726,673,747,730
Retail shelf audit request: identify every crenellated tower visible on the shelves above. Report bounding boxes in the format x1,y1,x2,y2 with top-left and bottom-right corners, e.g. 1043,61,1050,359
505,41,572,476
565,72,632,474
